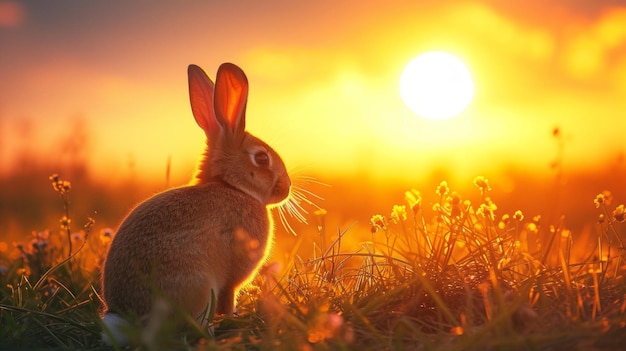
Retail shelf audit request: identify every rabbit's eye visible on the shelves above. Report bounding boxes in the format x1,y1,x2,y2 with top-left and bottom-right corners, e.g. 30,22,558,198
253,151,270,167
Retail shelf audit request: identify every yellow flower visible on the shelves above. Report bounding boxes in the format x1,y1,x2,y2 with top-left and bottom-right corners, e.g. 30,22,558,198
59,215,71,230
370,214,386,232
498,214,510,229
84,217,96,232
473,176,491,195
404,189,422,213
449,192,462,218
436,181,449,197
314,209,327,216
49,174,72,194
513,210,524,222
613,204,625,223
594,190,612,208
477,198,497,220
390,205,407,223
501,214,510,224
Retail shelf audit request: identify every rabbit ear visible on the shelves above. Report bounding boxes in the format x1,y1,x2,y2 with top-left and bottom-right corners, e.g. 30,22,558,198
214,63,248,138
188,64,218,133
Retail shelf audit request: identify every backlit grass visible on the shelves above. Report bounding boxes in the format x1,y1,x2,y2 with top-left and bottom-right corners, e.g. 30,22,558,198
1,175,625,350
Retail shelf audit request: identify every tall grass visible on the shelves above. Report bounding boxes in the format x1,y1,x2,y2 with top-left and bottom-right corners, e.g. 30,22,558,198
0,175,625,350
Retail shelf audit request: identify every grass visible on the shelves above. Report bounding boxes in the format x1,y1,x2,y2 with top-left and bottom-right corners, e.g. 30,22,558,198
1,174,625,350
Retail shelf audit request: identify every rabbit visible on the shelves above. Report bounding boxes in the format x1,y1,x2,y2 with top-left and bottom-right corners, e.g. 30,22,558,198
101,63,291,345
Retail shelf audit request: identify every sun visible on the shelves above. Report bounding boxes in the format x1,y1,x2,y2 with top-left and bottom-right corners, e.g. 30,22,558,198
399,51,474,120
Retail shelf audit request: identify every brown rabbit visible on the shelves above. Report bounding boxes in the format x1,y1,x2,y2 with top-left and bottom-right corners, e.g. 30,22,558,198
101,63,291,344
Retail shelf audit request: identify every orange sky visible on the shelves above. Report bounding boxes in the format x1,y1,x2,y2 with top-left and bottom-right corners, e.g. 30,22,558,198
1,0,625,185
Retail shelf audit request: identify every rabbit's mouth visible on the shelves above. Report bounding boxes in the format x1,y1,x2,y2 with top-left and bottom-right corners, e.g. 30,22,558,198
267,174,291,206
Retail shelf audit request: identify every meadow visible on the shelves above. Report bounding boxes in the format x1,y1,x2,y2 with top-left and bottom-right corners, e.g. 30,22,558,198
1,157,625,350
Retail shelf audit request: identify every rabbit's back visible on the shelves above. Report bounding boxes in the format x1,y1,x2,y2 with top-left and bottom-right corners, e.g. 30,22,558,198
102,182,270,317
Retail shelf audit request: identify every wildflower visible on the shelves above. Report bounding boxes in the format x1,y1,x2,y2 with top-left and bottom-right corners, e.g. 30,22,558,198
449,192,463,218
513,210,524,222
473,176,491,195
370,214,386,232
598,214,605,224
59,215,71,230
613,204,626,223
404,188,422,213
36,230,50,241
314,209,327,216
84,217,96,231
477,197,497,220
594,191,613,208
501,214,510,224
71,231,85,242
30,238,48,252
390,205,407,224
49,174,71,194
436,181,449,197
100,228,114,244
498,214,510,229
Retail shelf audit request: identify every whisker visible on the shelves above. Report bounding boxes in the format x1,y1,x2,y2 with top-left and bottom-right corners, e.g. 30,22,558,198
292,188,324,210
288,193,311,219
274,174,329,236
294,175,331,187
284,197,308,223
277,205,298,236
293,185,324,200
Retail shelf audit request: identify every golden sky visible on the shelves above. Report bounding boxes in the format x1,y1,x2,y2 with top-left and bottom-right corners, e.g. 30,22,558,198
1,0,625,184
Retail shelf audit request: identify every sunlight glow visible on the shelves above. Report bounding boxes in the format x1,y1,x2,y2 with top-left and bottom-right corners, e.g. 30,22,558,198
399,52,474,120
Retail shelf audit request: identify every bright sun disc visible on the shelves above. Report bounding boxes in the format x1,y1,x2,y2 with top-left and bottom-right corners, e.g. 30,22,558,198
400,51,474,120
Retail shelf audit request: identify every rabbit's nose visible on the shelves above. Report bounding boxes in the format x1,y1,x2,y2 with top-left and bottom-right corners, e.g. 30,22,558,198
271,175,291,203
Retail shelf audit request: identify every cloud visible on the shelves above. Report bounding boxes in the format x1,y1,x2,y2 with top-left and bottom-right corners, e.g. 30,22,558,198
447,3,555,63
562,8,626,82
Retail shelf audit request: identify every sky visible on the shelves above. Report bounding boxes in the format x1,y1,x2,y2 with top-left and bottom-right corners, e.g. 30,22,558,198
1,0,626,185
